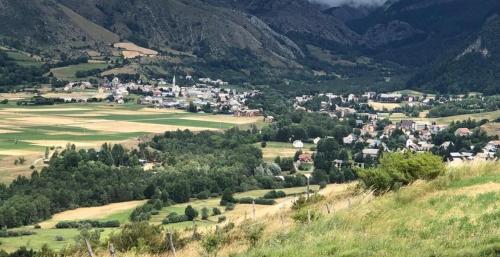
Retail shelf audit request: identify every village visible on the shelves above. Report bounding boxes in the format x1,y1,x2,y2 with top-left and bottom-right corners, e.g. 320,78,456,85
14,75,499,168
291,91,500,165
60,76,263,117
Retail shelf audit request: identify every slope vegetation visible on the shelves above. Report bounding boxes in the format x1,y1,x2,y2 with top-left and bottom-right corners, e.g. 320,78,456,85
224,161,500,257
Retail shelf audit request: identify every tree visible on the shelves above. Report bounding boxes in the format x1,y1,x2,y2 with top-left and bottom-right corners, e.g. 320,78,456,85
201,207,209,220
187,101,197,113
357,152,445,194
184,205,198,221
220,189,235,206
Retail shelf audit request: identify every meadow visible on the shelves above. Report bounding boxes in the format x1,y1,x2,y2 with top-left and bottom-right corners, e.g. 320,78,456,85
0,98,261,183
257,142,315,161
50,62,110,80
0,186,319,252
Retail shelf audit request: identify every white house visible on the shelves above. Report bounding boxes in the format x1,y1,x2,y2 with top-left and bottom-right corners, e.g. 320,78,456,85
293,140,304,149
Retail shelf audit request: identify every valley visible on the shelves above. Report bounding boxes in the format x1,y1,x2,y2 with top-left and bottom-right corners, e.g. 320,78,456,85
0,1,498,256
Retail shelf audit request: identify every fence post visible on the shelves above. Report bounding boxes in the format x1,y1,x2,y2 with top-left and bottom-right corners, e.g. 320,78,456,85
252,200,256,221
108,243,115,257
306,176,310,200
84,239,95,257
307,209,311,224
167,230,177,257
325,203,331,214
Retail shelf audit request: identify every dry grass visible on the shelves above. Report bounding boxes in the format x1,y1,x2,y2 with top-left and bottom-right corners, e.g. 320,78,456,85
114,43,158,58
180,115,262,125
481,122,500,137
368,100,401,111
27,140,126,148
70,120,218,133
39,200,147,229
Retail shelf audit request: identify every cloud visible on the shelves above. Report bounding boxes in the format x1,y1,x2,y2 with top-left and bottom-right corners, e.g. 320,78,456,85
311,0,388,7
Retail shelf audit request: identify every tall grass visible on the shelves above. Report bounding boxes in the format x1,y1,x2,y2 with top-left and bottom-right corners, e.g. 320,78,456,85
239,161,500,257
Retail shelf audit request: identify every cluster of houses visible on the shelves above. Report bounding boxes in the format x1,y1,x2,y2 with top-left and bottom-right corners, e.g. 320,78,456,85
98,76,262,115
288,112,497,167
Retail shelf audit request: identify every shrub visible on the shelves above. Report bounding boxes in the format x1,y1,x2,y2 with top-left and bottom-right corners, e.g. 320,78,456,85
0,230,35,237
220,189,236,206
212,207,222,216
263,190,286,199
225,203,235,211
201,207,209,220
291,194,325,210
254,198,276,205
357,152,445,194
55,236,65,241
55,220,120,229
292,209,322,224
217,216,226,223
34,224,41,229
238,197,255,204
196,191,210,200
162,213,189,224
185,205,199,221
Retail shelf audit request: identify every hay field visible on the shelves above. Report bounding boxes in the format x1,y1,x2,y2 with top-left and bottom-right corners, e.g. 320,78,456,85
114,43,158,58
0,102,260,183
50,62,110,80
39,200,147,229
368,100,401,111
258,142,315,160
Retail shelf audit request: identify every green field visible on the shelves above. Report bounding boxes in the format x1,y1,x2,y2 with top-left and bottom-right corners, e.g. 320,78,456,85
0,186,316,251
380,110,500,125
0,101,260,184
50,63,110,80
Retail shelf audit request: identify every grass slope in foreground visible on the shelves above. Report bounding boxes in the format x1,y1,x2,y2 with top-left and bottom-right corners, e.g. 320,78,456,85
242,161,500,257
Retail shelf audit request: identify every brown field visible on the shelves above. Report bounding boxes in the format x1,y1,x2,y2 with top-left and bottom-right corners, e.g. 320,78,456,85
0,129,18,134
180,115,262,125
0,150,40,156
27,140,126,149
0,154,45,181
368,100,401,111
39,200,147,229
261,147,298,160
2,107,92,112
481,122,500,136
70,120,218,133
114,43,158,58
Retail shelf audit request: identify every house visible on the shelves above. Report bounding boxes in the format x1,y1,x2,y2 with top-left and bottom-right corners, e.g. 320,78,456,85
362,148,380,158
383,124,397,135
343,134,357,145
440,141,453,150
484,140,500,152
264,116,275,123
298,153,313,163
362,124,376,134
378,93,402,103
233,109,262,117
454,128,472,137
399,120,416,131
293,140,304,149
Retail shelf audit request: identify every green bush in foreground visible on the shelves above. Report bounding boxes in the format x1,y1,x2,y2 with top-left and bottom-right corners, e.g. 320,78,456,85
357,152,445,194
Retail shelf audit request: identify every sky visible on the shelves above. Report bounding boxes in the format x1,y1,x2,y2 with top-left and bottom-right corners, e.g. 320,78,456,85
312,0,388,7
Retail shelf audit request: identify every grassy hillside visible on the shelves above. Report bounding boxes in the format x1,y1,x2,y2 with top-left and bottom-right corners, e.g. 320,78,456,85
207,161,500,257
109,160,498,257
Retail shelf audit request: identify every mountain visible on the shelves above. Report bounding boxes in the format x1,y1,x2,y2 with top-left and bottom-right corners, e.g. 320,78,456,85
1,0,500,94
348,0,500,66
